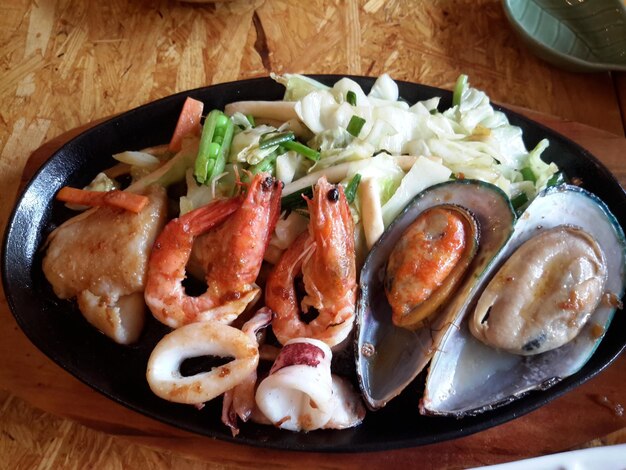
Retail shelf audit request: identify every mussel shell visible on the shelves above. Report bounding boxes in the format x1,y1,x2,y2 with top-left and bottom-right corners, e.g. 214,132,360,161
355,180,515,410
421,184,626,417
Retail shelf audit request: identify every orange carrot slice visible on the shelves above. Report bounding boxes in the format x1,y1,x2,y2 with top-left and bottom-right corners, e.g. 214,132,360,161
56,187,149,213
169,97,204,153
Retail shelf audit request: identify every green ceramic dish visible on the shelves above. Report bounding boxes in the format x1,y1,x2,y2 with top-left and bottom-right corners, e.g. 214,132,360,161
502,0,626,72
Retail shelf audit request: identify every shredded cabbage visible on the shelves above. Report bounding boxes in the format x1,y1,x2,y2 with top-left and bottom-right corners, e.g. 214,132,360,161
527,139,558,191
84,172,118,192
138,73,557,251
271,73,330,101
230,124,279,165
271,73,556,246
382,157,452,226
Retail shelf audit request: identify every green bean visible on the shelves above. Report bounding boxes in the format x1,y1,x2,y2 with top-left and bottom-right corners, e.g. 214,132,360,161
194,110,234,184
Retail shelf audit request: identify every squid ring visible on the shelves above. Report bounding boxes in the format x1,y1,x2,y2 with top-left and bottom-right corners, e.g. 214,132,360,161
255,337,334,432
146,321,259,405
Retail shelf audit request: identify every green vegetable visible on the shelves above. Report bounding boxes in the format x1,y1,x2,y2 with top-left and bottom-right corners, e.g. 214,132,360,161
281,140,320,161
453,74,468,107
128,149,196,193
527,139,556,189
347,115,366,137
259,131,295,149
281,186,314,210
520,167,537,183
273,73,330,101
546,171,566,187
347,91,357,106
511,192,529,210
344,173,361,203
250,149,281,175
246,114,256,127
194,110,234,184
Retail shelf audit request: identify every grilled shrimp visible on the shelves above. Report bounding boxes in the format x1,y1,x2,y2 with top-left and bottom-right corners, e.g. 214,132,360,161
145,173,282,328
266,177,357,348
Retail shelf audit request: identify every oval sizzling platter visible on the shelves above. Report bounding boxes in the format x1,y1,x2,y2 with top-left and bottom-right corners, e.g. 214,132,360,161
3,76,626,452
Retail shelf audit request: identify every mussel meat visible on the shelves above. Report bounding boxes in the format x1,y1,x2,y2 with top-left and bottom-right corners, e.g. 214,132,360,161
385,205,479,330
470,225,607,355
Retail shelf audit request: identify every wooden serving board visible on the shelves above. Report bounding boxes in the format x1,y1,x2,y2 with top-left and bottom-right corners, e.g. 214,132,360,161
1,110,625,469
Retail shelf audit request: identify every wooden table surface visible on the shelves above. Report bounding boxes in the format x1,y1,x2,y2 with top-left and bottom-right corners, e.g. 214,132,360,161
1,1,626,468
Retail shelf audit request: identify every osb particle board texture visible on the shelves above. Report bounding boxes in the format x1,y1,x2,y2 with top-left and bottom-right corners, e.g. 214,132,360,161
2,0,626,468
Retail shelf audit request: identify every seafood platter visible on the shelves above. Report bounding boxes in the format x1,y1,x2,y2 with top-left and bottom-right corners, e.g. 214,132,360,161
3,74,626,451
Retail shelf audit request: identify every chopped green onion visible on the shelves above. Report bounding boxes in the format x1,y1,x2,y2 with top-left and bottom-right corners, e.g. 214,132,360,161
250,150,280,175
281,140,320,161
347,115,366,137
347,91,357,106
259,131,295,149
520,167,536,183
453,74,468,107
194,110,234,184
511,192,529,210
246,114,256,127
281,186,314,210
344,173,361,204
546,171,566,187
